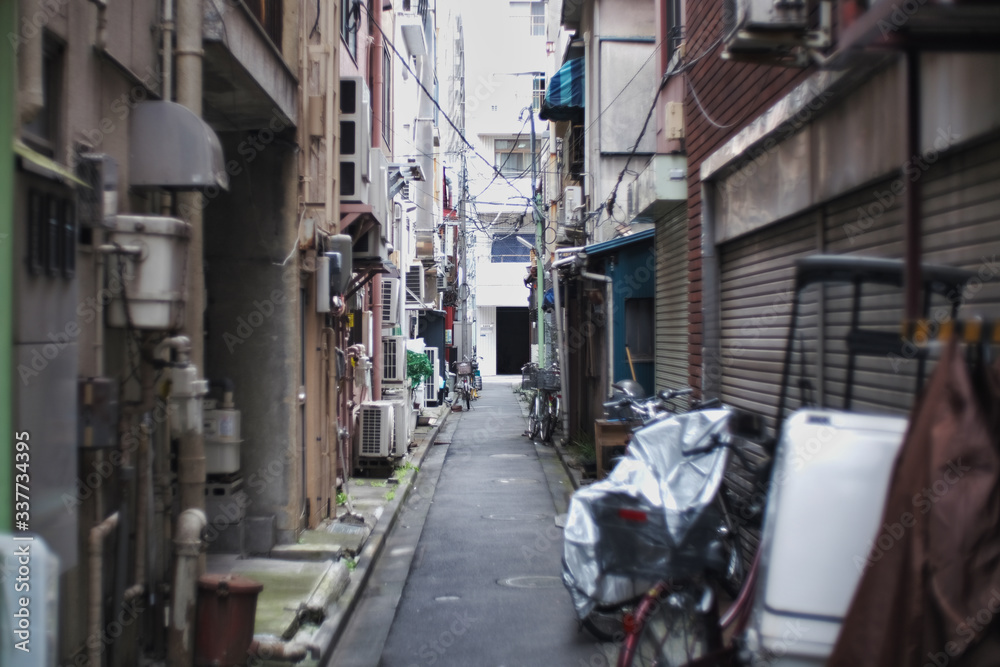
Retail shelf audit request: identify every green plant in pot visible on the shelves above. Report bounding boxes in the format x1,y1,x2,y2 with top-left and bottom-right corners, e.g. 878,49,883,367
406,350,434,396
570,434,597,477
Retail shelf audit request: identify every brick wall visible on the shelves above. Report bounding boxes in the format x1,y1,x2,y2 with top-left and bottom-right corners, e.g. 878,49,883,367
683,1,811,396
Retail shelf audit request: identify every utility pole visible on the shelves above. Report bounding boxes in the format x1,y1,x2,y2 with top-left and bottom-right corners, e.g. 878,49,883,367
527,108,545,367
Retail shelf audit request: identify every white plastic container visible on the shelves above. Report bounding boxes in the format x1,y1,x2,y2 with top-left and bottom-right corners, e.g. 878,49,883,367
745,409,908,665
106,215,190,330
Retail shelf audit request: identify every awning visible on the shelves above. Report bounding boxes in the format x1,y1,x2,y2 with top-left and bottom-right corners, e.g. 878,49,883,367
539,58,585,122
14,140,90,187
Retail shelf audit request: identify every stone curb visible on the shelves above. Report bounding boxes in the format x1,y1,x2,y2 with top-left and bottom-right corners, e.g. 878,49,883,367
311,408,452,662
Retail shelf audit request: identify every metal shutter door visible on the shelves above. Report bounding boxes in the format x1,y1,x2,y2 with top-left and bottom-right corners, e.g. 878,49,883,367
654,209,689,396
718,213,820,426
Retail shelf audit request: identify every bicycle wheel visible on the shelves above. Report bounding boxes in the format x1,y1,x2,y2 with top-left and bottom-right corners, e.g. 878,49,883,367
465,386,471,410
619,587,719,667
540,394,555,442
528,394,541,438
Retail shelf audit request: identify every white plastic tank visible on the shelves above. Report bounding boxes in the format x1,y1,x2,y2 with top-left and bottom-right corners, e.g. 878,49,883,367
106,215,190,330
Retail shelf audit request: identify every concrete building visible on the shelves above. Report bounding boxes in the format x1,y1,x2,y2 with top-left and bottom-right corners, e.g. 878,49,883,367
439,0,551,376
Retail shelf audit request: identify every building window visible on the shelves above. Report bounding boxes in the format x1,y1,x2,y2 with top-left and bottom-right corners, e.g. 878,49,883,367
382,44,392,150
530,1,545,36
22,34,64,154
665,0,683,63
532,75,546,113
494,137,532,177
625,298,654,361
491,233,535,263
342,0,360,60
510,1,545,37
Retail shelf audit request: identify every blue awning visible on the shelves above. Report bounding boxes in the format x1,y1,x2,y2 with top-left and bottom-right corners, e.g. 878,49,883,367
539,58,584,122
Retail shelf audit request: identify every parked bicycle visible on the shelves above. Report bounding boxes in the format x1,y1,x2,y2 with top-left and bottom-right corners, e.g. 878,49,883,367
453,359,474,411
522,363,561,442
562,387,756,645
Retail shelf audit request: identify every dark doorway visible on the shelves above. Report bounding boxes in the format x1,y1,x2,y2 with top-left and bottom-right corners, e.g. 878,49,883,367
496,307,530,375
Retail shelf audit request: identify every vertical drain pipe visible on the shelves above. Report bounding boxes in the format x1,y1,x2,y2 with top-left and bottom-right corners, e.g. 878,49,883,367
89,512,120,667
550,256,576,444
580,269,613,396
168,509,207,665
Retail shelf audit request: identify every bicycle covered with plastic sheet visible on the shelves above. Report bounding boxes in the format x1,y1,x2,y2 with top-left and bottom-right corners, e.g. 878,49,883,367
562,408,748,638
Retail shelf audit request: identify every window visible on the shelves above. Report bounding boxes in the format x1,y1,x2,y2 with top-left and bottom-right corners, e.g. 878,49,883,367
342,0,359,60
532,75,546,113
22,34,64,153
530,1,545,36
625,298,654,360
382,44,392,149
491,233,535,263
26,188,75,279
510,1,545,37
665,0,683,64
494,137,532,177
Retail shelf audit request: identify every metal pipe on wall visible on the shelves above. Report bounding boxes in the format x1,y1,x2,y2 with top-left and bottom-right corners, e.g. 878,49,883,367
89,512,120,667
167,509,207,665
551,265,570,443
580,270,613,397
175,0,206,517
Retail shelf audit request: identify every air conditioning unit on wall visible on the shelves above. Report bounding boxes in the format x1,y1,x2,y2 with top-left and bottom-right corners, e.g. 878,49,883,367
353,225,389,262
382,278,400,326
358,401,395,458
382,336,406,384
340,77,372,203
389,399,410,457
405,263,425,305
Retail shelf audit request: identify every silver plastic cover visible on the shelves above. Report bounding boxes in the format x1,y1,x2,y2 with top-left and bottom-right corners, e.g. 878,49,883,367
562,409,732,618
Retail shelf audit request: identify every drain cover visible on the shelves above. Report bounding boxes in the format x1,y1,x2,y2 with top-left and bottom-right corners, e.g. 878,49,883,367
493,478,539,485
483,513,547,521
327,523,367,536
435,595,461,602
497,576,563,589
490,454,530,459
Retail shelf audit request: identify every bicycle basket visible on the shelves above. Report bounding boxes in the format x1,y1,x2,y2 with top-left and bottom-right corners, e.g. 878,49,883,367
538,369,561,391
521,365,538,390
457,361,472,375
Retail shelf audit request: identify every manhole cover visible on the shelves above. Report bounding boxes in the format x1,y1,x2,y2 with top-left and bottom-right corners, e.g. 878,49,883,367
483,513,547,521
497,576,563,589
435,595,462,602
492,478,539,485
490,454,530,459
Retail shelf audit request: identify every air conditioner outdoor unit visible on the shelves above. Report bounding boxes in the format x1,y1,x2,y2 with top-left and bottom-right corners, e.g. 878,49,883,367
382,335,407,384
723,0,811,59
423,347,439,407
381,278,400,325
358,401,395,458
389,399,410,456
340,77,372,203
353,224,389,262
405,263,425,305
731,0,807,31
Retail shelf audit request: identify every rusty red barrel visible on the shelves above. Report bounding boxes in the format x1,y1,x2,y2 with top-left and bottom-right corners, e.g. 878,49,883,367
195,573,263,666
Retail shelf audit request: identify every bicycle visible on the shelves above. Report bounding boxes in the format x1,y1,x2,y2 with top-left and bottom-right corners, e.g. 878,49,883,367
564,389,756,645
614,416,769,667
524,364,561,442
453,359,473,411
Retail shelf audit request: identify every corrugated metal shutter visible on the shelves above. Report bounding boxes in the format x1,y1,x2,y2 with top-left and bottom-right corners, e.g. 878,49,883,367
718,213,820,426
654,209,689,396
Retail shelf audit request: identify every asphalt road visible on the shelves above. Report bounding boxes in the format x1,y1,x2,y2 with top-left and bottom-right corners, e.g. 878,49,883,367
329,376,614,667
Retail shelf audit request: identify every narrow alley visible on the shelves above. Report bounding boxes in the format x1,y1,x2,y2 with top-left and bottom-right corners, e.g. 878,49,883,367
330,376,608,667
